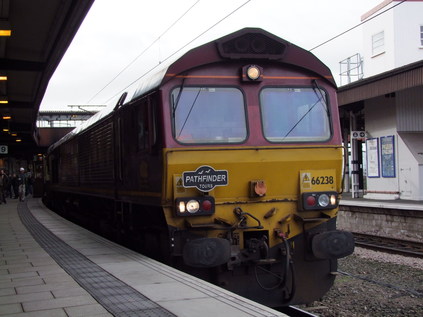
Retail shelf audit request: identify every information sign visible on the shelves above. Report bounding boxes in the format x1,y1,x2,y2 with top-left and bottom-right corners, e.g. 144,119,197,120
366,138,379,178
351,131,366,139
381,135,395,177
0,145,8,154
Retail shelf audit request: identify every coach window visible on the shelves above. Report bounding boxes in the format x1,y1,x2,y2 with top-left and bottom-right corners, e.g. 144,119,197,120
171,87,246,143
260,87,331,142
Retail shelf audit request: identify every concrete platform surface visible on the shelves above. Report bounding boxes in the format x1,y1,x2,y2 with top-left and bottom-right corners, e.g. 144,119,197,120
340,192,423,210
0,198,286,317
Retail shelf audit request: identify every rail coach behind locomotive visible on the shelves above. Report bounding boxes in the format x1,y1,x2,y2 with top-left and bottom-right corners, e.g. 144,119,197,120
44,28,354,307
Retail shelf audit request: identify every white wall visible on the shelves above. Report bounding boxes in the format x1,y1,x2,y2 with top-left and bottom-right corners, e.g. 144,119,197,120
397,132,423,200
393,2,423,67
363,95,423,200
420,166,423,200
362,5,395,77
364,96,399,199
362,1,423,77
356,1,423,200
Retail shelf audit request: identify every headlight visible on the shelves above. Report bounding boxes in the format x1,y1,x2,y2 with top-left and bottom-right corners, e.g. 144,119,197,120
330,194,337,205
318,194,329,207
178,201,186,213
247,65,260,80
186,200,200,213
242,64,263,82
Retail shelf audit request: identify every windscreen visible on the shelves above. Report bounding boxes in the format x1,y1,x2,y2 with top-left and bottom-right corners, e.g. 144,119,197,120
260,87,331,142
172,87,247,144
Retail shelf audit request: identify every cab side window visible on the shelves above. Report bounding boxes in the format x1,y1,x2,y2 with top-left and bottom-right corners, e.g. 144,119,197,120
136,94,158,152
137,101,148,151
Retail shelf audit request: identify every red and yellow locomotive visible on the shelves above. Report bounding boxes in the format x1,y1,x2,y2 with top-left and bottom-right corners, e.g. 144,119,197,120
45,28,354,307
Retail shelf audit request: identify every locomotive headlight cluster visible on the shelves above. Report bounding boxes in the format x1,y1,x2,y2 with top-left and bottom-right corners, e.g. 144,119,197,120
175,196,215,216
302,191,338,210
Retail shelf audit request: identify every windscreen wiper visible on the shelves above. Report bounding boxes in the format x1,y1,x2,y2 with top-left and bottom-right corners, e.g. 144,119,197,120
312,79,330,117
172,77,186,118
177,87,202,138
282,83,324,139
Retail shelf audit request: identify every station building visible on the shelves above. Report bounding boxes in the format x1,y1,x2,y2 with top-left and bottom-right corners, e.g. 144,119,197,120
339,0,423,201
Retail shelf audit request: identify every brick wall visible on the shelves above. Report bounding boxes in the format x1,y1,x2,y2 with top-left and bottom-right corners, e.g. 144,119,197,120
337,207,423,242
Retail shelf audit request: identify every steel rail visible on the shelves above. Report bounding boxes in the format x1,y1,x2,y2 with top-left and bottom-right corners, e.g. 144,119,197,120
352,232,423,258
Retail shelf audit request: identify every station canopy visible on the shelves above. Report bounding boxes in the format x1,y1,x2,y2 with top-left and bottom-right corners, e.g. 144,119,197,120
0,0,94,158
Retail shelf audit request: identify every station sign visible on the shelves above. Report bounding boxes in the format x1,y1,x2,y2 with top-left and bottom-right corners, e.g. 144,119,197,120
0,145,8,154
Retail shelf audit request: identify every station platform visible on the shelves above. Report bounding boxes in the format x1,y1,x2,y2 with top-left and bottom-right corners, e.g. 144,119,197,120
338,192,422,243
340,192,423,211
0,198,286,317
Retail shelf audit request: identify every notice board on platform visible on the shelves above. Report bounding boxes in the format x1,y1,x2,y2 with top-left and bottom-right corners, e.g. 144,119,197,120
366,138,380,178
381,135,395,177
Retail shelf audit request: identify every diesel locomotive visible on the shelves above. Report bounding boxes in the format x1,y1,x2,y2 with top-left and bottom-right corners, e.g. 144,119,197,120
44,28,354,307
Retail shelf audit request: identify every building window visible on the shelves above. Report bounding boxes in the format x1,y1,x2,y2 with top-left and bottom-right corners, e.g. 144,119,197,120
420,25,423,46
372,31,385,56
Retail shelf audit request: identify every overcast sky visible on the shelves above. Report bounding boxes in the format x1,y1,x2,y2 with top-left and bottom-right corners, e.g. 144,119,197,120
40,0,383,111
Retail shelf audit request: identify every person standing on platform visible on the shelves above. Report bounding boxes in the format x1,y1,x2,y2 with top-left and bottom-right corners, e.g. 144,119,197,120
17,167,27,202
0,169,8,204
26,172,34,196
11,173,18,199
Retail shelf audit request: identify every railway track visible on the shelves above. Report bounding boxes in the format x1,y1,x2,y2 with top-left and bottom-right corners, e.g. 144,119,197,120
352,232,423,258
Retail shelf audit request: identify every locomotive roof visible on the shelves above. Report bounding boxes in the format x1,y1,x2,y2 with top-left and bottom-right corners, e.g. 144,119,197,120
48,28,335,153
131,27,336,99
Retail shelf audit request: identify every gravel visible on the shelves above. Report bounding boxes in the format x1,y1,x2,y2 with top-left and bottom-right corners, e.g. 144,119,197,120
297,247,423,316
